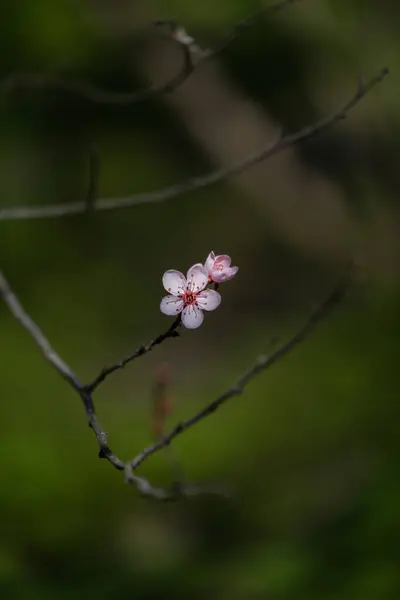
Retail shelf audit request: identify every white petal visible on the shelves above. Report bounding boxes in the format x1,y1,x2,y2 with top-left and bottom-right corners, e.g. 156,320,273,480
162,270,186,295
196,289,221,311
204,251,216,274
181,304,204,329
186,264,209,292
160,295,184,316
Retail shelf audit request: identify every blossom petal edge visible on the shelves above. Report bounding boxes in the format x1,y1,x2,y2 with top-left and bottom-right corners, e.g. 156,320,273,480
162,270,186,295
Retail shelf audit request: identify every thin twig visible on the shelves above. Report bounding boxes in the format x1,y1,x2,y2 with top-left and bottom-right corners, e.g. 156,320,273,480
0,0,302,106
0,67,389,222
129,278,349,471
211,0,304,55
84,316,181,393
0,46,193,106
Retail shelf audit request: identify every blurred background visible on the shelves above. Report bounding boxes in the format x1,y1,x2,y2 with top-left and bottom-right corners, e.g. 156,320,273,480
0,0,399,598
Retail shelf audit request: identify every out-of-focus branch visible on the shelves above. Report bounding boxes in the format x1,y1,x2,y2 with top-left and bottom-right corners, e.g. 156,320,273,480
129,277,349,471
0,45,194,106
83,316,181,393
211,0,304,55
123,467,232,500
0,0,302,106
0,67,389,222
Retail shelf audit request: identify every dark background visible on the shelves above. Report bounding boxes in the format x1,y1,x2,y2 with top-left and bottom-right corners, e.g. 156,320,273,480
0,1,399,598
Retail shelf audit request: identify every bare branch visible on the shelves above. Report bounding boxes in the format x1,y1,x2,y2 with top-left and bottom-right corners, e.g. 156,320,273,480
0,0,302,106
129,277,349,471
0,67,389,223
124,465,232,500
84,316,181,393
0,269,220,499
0,268,185,499
211,0,304,55
0,46,193,106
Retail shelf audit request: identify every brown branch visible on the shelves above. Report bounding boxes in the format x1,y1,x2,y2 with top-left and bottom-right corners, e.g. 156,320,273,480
0,268,187,499
0,67,389,222
129,277,349,471
83,316,181,394
0,0,302,106
123,465,232,500
210,0,304,55
85,282,224,395
0,46,193,106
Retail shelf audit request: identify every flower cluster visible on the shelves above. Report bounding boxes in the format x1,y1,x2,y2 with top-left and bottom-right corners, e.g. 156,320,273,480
160,251,238,329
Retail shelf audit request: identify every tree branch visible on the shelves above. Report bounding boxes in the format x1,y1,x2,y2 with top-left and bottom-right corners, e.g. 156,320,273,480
0,67,389,222
129,277,349,471
0,43,193,106
210,0,304,56
0,267,349,497
83,316,181,393
0,269,185,499
0,0,302,106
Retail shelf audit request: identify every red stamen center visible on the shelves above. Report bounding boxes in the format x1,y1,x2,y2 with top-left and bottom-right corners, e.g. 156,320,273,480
183,290,196,305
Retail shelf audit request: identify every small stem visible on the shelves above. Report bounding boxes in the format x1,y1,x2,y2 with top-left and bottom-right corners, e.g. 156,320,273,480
84,315,181,393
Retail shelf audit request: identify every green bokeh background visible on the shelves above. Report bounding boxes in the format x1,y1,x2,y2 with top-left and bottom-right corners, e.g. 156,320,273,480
1,1,399,598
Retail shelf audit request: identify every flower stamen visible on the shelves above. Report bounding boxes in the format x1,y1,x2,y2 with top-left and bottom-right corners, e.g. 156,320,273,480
183,290,196,305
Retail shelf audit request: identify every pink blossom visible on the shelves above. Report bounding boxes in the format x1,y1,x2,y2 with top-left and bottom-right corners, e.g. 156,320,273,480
160,264,221,329
204,251,238,283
